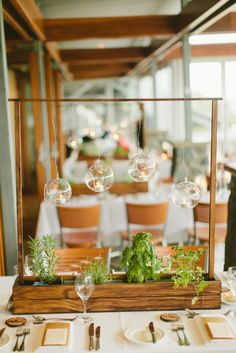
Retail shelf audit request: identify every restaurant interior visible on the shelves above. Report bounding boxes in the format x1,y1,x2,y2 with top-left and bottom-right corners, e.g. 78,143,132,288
1,1,236,352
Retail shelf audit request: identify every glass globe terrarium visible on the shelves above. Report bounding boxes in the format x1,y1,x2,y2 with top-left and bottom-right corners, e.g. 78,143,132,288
44,178,72,205
172,178,200,209
128,150,156,182
85,159,114,192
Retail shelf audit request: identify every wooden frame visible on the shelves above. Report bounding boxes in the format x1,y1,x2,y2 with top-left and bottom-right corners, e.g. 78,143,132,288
9,97,222,313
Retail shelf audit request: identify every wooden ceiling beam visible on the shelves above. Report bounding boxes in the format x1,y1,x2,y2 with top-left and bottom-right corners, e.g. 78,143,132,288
61,47,153,65
9,0,45,40
44,15,177,41
204,12,236,33
70,63,133,73
3,8,31,40
161,42,236,62
129,0,236,75
73,70,127,80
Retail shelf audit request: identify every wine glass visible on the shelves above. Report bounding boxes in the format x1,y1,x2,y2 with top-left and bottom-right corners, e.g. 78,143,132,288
227,266,236,295
75,272,94,323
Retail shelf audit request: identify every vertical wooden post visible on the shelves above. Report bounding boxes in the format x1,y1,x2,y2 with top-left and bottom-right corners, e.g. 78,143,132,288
29,50,45,200
208,100,218,279
14,101,24,281
45,53,57,178
54,70,66,174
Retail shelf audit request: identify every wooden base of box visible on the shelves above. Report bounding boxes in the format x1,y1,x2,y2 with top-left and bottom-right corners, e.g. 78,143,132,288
12,278,221,314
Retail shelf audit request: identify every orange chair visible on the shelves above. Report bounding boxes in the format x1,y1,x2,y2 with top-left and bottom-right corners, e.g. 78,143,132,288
156,245,208,270
55,247,111,273
57,204,102,248
121,202,168,245
188,202,228,244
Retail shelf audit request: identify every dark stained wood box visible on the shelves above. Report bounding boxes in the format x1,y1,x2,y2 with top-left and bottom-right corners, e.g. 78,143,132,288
12,277,221,314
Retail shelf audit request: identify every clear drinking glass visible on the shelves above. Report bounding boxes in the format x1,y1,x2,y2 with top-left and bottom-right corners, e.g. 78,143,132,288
227,266,236,295
75,272,94,323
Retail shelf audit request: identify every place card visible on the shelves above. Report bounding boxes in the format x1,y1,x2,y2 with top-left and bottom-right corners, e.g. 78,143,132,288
42,322,70,346
201,316,236,340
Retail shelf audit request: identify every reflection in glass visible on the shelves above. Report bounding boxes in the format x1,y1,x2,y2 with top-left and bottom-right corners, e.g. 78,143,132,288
172,179,200,209
85,159,114,192
128,150,156,182
44,178,72,205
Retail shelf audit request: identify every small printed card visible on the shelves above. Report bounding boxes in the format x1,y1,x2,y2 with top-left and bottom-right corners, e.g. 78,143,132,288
42,322,70,346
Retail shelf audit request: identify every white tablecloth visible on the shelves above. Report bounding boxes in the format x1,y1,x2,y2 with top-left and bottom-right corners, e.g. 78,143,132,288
1,276,236,353
36,192,194,245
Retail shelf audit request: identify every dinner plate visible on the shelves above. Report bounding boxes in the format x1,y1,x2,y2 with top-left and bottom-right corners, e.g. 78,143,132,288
0,333,10,349
124,325,165,345
222,292,236,306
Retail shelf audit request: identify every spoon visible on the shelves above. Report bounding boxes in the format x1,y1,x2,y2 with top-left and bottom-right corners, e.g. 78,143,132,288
32,314,79,323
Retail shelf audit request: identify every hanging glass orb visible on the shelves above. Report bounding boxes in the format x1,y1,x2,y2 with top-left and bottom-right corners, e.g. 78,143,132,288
128,150,156,182
66,134,82,150
172,179,200,208
44,178,72,205
85,160,114,192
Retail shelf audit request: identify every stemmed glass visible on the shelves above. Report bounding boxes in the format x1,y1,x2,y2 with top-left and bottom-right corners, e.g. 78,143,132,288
75,272,94,323
227,266,236,295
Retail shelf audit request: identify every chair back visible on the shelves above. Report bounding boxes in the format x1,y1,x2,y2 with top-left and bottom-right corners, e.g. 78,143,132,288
55,247,111,272
57,204,101,229
126,202,168,226
156,245,208,269
194,202,227,224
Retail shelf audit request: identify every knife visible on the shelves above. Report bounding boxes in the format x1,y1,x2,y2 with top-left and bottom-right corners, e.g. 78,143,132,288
88,323,95,351
0,327,6,339
95,326,100,351
149,322,156,343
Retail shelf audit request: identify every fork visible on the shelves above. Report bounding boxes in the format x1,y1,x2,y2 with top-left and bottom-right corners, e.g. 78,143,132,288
177,324,190,346
13,327,23,351
18,327,30,351
171,324,184,345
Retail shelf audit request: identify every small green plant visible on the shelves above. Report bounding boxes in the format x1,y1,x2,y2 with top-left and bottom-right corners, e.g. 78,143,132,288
85,258,112,284
171,245,208,304
27,235,59,284
120,232,161,283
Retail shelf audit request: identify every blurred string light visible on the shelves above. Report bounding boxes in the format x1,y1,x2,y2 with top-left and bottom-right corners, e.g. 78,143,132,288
172,145,200,209
44,109,72,205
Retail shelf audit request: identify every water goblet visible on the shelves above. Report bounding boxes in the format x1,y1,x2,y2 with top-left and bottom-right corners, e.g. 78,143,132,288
227,266,236,295
75,272,94,323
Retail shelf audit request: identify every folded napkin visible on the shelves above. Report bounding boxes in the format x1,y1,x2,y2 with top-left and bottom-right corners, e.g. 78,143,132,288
195,314,236,342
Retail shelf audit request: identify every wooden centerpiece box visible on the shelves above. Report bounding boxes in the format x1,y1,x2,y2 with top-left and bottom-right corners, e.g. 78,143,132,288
11,97,222,314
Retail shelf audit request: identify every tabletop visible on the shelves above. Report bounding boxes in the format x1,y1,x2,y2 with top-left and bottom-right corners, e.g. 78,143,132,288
1,276,236,353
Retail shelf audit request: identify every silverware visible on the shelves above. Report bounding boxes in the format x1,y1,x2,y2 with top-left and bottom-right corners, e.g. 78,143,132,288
13,327,23,352
177,324,190,346
88,323,95,351
95,326,100,350
171,324,184,346
32,314,79,323
0,328,5,340
19,327,30,351
185,308,199,318
149,322,156,343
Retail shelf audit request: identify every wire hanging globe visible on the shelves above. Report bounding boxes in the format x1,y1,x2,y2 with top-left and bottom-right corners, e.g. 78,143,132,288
128,151,156,182
85,160,114,192
66,134,82,150
172,179,200,208
44,178,72,205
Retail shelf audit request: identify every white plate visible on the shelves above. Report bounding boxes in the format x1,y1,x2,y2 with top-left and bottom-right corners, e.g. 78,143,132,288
222,292,236,306
124,325,165,345
0,333,10,349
